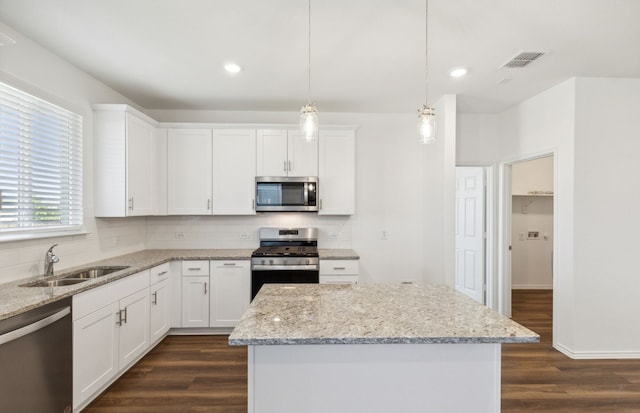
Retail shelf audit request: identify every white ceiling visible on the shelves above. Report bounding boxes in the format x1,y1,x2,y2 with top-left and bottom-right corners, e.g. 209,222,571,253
0,0,639,114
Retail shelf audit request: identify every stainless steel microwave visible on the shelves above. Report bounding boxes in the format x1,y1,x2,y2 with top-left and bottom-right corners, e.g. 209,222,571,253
255,177,318,212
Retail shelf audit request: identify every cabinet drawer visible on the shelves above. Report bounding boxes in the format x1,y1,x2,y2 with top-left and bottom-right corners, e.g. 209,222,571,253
149,262,171,285
320,275,359,284
210,260,249,270
181,260,209,276
319,260,359,275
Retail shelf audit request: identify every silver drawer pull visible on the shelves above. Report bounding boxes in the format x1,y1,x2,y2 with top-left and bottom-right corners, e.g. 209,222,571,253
188,267,201,271
223,263,236,266
152,291,158,305
157,270,168,276
333,267,346,270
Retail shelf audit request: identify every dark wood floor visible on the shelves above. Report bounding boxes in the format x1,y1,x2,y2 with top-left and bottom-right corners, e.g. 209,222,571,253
502,289,640,412
84,290,640,412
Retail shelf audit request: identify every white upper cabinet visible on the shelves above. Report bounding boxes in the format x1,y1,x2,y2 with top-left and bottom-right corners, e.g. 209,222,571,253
212,129,257,215
257,129,318,177
167,129,213,215
93,104,157,217
318,129,356,215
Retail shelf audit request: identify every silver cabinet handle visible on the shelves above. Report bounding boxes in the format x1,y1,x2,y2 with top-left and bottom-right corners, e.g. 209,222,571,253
288,160,292,172
204,282,208,295
283,160,287,172
333,267,346,270
128,197,133,210
188,267,201,271
0,307,70,345
207,199,211,210
252,199,255,210
116,308,127,325
152,291,158,305
158,270,168,276
223,262,236,266
319,199,323,210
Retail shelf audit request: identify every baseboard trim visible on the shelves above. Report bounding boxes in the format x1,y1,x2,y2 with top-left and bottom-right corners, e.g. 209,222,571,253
512,285,552,290
554,342,640,359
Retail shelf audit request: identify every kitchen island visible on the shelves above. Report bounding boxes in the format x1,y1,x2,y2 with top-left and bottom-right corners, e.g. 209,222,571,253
229,283,538,413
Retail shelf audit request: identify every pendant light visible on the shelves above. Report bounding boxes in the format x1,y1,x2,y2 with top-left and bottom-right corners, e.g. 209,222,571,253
417,0,435,144
300,0,319,142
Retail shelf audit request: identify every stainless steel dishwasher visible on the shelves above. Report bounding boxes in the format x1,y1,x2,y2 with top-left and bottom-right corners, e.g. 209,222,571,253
0,297,72,413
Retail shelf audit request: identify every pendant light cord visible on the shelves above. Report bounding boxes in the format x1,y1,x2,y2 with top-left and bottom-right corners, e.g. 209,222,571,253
424,0,428,106
307,0,312,105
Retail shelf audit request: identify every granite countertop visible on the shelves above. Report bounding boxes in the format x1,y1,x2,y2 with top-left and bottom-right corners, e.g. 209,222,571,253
0,248,358,322
228,283,539,346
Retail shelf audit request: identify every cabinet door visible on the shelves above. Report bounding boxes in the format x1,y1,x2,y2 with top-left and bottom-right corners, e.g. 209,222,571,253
288,129,318,177
126,113,155,216
257,129,288,176
73,302,119,408
167,129,212,215
182,276,210,327
210,261,251,327
118,288,150,370
150,279,171,343
318,130,355,215
212,129,257,215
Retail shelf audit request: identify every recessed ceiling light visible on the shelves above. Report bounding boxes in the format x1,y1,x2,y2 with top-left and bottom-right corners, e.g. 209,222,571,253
449,67,468,78
224,63,242,74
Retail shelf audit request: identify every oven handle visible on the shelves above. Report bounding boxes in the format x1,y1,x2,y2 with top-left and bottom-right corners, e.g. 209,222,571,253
251,264,319,271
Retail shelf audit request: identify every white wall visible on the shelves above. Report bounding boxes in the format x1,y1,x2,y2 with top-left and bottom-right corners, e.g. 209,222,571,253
145,105,457,285
0,22,147,283
572,77,640,356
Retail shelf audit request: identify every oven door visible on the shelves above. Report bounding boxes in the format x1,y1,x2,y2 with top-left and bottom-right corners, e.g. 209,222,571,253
251,267,319,300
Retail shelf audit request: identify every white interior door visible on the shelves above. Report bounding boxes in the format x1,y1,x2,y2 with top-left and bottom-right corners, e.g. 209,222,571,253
455,167,485,303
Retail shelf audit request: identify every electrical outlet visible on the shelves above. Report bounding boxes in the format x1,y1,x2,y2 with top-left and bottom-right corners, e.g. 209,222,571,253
239,232,249,240
330,233,338,239
175,232,184,240
112,236,120,245
382,230,389,240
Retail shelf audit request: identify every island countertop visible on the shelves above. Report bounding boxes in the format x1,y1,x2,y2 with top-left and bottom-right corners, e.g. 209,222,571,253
228,283,539,345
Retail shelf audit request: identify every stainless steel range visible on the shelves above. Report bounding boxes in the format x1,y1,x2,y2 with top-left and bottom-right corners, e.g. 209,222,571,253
251,227,319,299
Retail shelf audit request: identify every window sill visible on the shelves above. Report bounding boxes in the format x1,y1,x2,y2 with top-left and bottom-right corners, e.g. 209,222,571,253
0,227,89,243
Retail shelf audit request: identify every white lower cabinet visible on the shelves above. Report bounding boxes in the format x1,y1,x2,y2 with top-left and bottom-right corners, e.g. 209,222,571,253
181,276,210,327
72,270,150,410
118,288,150,369
319,260,360,284
180,260,250,328
210,260,251,327
149,262,171,343
72,301,119,409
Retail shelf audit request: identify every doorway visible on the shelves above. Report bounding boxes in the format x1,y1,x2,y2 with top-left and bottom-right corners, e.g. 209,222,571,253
501,154,555,318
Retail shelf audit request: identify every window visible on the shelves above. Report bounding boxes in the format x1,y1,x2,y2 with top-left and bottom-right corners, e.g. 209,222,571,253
0,81,83,239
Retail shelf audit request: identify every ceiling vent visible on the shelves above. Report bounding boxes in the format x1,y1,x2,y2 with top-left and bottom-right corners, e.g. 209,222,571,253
501,51,544,68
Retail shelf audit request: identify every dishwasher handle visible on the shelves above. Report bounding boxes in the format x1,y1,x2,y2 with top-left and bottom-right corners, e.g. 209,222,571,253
0,306,71,346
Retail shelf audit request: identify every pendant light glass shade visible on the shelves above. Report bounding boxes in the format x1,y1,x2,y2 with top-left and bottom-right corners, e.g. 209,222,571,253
300,103,319,142
417,104,435,144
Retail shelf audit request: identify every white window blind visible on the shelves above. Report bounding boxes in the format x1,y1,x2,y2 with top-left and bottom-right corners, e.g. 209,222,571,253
0,81,83,237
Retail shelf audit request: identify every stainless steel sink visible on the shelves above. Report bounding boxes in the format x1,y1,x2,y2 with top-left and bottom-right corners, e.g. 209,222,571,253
23,278,88,287
61,266,129,279
20,266,130,287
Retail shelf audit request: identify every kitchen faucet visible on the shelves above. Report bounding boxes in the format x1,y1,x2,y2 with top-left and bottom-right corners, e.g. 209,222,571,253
44,244,59,276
